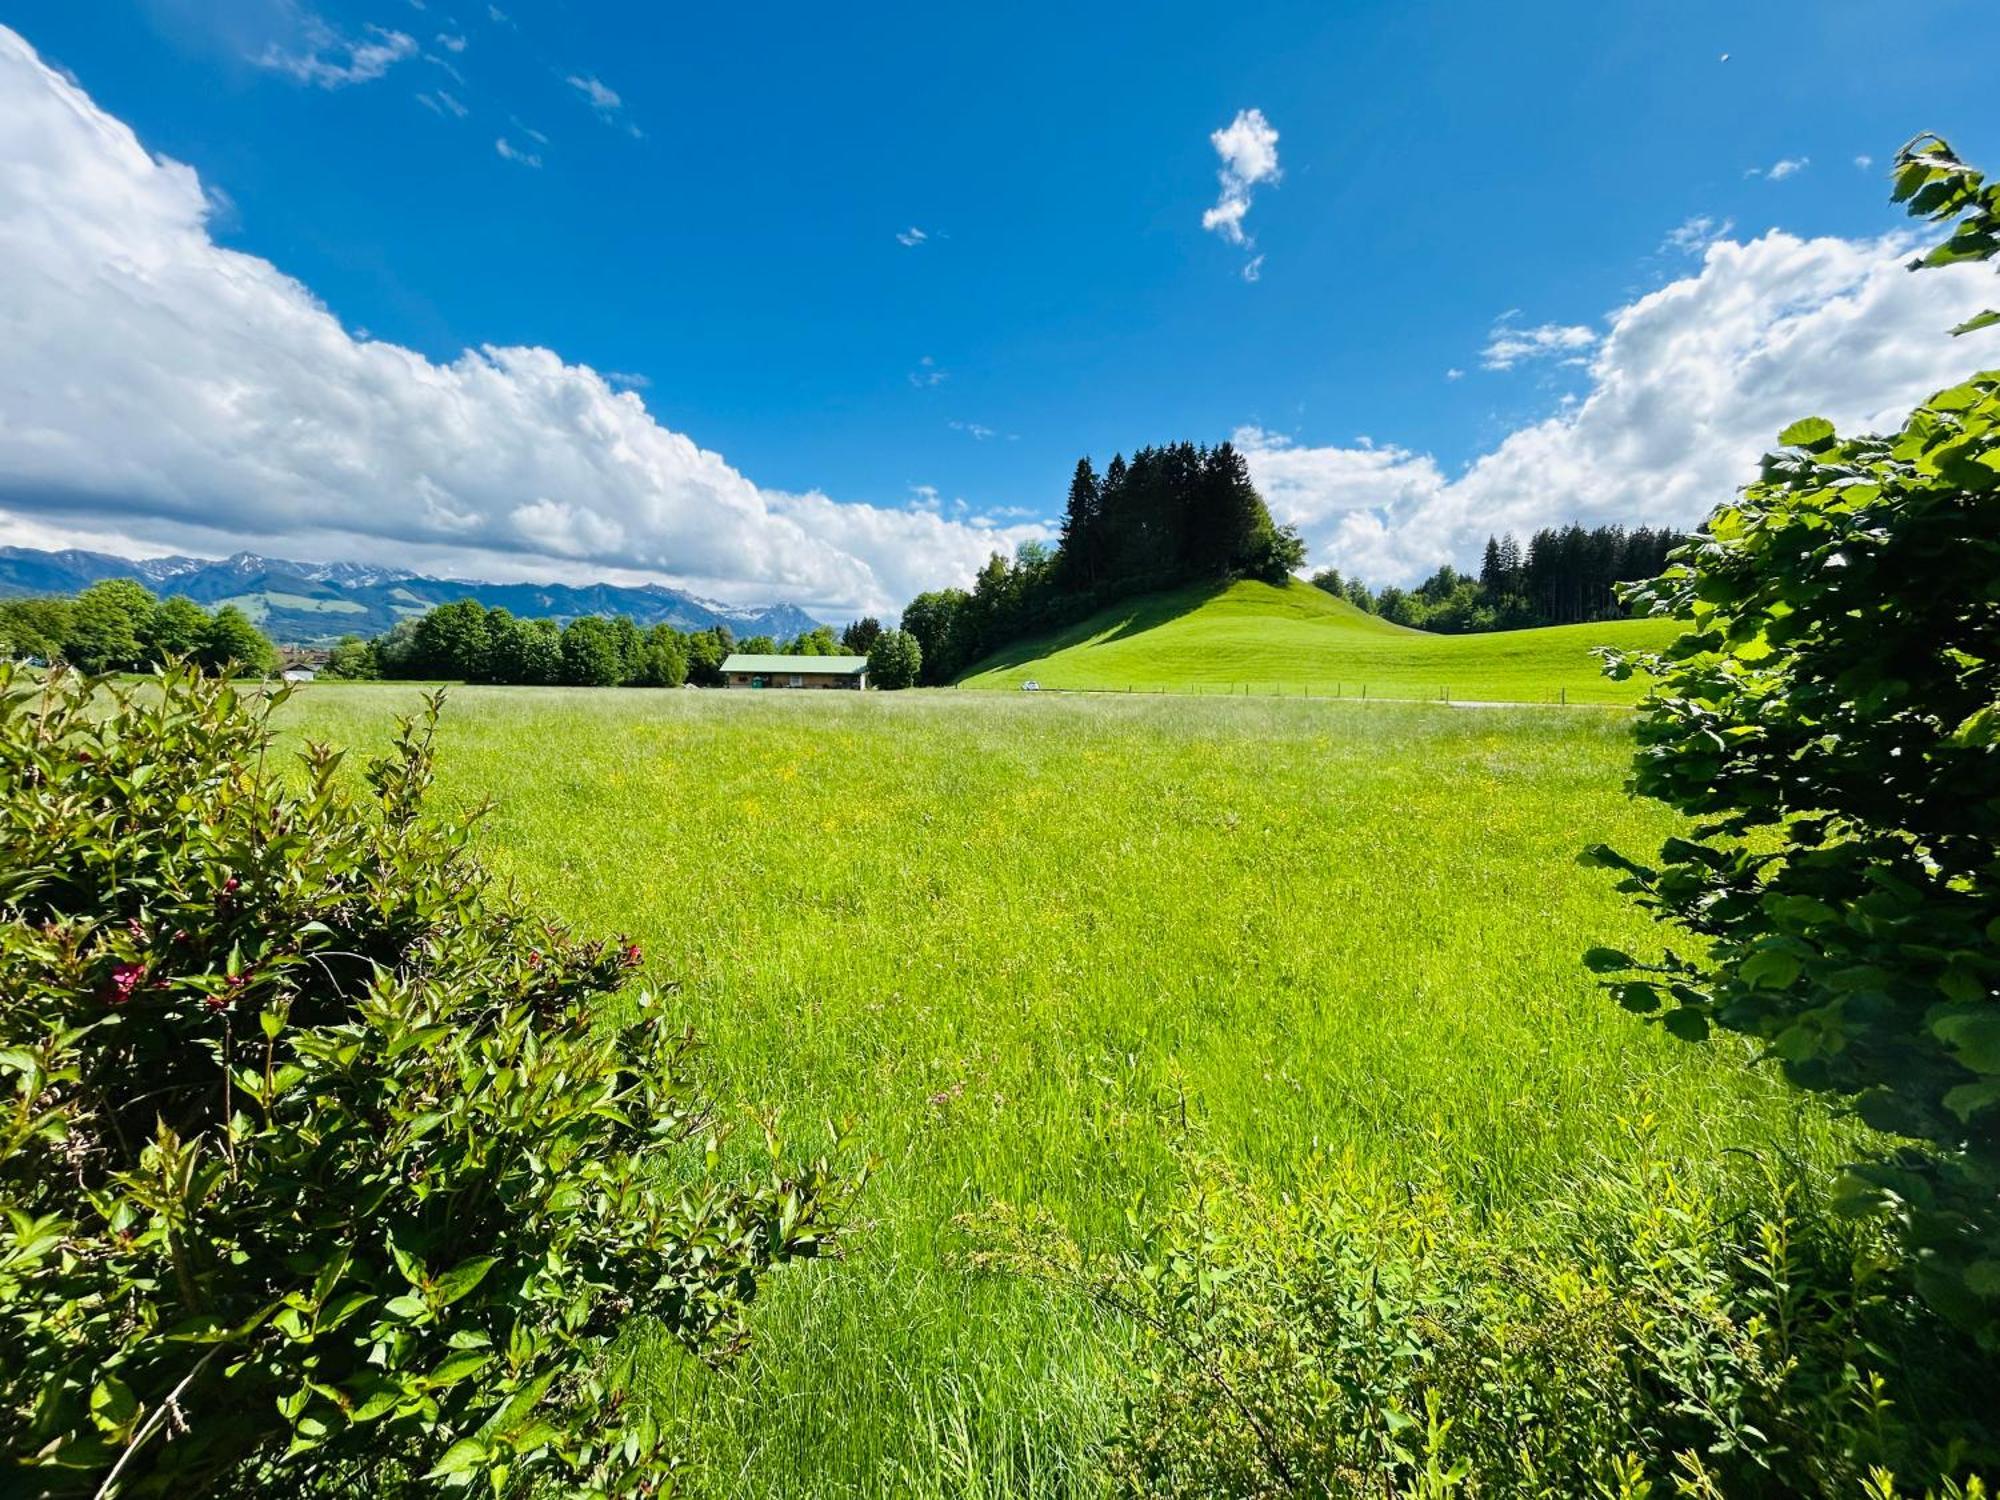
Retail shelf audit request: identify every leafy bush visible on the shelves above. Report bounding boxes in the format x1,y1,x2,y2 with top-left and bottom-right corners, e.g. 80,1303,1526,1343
0,664,853,1496
975,1130,1997,1497
1588,136,2000,1345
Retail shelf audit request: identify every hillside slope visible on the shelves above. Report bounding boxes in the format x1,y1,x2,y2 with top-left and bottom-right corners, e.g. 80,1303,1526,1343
957,579,1679,703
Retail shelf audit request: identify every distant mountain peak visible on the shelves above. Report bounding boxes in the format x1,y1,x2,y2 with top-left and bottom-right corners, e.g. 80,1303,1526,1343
0,544,826,646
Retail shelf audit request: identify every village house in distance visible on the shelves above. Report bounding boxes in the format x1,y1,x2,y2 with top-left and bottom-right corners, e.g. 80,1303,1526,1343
720,652,870,689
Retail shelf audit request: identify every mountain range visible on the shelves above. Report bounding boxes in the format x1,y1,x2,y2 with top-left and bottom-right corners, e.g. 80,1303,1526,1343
0,546,826,646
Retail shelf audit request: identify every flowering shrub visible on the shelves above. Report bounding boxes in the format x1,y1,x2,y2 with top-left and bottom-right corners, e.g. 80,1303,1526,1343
0,664,852,1496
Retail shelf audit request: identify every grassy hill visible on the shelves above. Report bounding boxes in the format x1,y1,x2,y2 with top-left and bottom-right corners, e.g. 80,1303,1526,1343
956,578,1681,703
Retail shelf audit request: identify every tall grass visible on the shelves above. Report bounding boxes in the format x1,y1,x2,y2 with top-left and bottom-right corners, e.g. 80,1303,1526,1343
281,686,1848,1496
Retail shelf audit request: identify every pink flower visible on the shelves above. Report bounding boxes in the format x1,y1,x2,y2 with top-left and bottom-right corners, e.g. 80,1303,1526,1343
622,942,643,969
102,963,146,1006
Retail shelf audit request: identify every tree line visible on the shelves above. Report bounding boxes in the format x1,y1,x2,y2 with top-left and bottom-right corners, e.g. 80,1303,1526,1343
1311,524,1688,633
0,580,277,674
325,599,924,688
899,441,1306,683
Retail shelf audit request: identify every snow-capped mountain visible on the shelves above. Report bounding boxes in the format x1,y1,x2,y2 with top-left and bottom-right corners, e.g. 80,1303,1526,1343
0,546,827,645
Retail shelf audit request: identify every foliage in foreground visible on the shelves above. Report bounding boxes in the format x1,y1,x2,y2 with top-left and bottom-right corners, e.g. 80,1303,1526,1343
1589,135,2000,1345
0,664,852,1496
976,1129,1997,1497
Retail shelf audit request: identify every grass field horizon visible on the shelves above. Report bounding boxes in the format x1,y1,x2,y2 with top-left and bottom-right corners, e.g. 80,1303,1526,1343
955,578,1680,703
277,684,1843,1498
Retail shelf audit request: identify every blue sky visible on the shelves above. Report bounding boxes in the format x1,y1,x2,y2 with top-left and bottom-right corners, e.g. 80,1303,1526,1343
0,1,1995,612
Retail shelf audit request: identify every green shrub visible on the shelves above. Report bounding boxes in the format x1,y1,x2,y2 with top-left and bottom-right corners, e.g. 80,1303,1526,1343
975,1129,1996,1497
1588,136,2000,1345
0,664,853,1496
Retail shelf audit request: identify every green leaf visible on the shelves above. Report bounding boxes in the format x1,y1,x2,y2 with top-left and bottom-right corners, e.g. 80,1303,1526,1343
1934,1012,2000,1074
388,1230,427,1289
432,1255,500,1306
1777,416,1836,449
89,1375,139,1438
426,1437,489,1480
1943,1080,2000,1122
1738,951,1801,990
423,1350,493,1389
1949,309,2000,337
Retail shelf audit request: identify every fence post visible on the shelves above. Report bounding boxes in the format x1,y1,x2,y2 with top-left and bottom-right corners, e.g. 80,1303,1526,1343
1560,686,1567,705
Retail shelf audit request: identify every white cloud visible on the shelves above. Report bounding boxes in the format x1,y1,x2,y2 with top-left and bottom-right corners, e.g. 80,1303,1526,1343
1480,318,1598,370
908,356,947,388
949,421,996,441
563,72,641,138
1202,108,1280,252
1855,154,1875,171
1241,253,1264,283
494,135,541,167
896,226,927,247
604,371,651,391
1747,156,1810,181
435,32,466,52
416,89,468,118
254,12,416,88
1663,213,1732,254
1444,367,1464,381
0,26,1040,616
1240,229,1996,585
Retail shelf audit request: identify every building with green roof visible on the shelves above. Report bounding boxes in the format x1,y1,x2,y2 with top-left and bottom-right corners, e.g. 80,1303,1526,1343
720,653,869,689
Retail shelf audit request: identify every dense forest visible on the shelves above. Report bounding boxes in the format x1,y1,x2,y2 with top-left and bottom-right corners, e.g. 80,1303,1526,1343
900,441,1305,683
0,580,277,673
1314,525,1688,633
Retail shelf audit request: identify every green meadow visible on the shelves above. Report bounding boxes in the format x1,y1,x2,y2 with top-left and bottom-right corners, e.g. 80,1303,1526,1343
279,683,1843,1498
957,579,1680,702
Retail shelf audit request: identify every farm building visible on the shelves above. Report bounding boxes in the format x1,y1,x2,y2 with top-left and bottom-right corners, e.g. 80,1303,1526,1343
720,653,869,689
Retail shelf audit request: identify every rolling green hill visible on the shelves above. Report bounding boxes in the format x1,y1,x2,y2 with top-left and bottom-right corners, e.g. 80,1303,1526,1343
956,579,1680,703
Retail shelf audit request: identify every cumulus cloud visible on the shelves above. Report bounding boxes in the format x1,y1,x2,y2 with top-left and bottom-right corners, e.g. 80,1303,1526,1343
1241,230,1995,585
1480,317,1598,370
1202,108,1279,251
0,26,1039,615
254,10,417,88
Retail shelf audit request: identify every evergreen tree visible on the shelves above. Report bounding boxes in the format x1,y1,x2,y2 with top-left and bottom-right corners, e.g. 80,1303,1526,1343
1058,458,1102,587
841,617,883,655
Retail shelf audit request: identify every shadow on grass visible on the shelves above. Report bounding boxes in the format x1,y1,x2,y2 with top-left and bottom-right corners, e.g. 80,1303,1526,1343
955,581,1232,679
